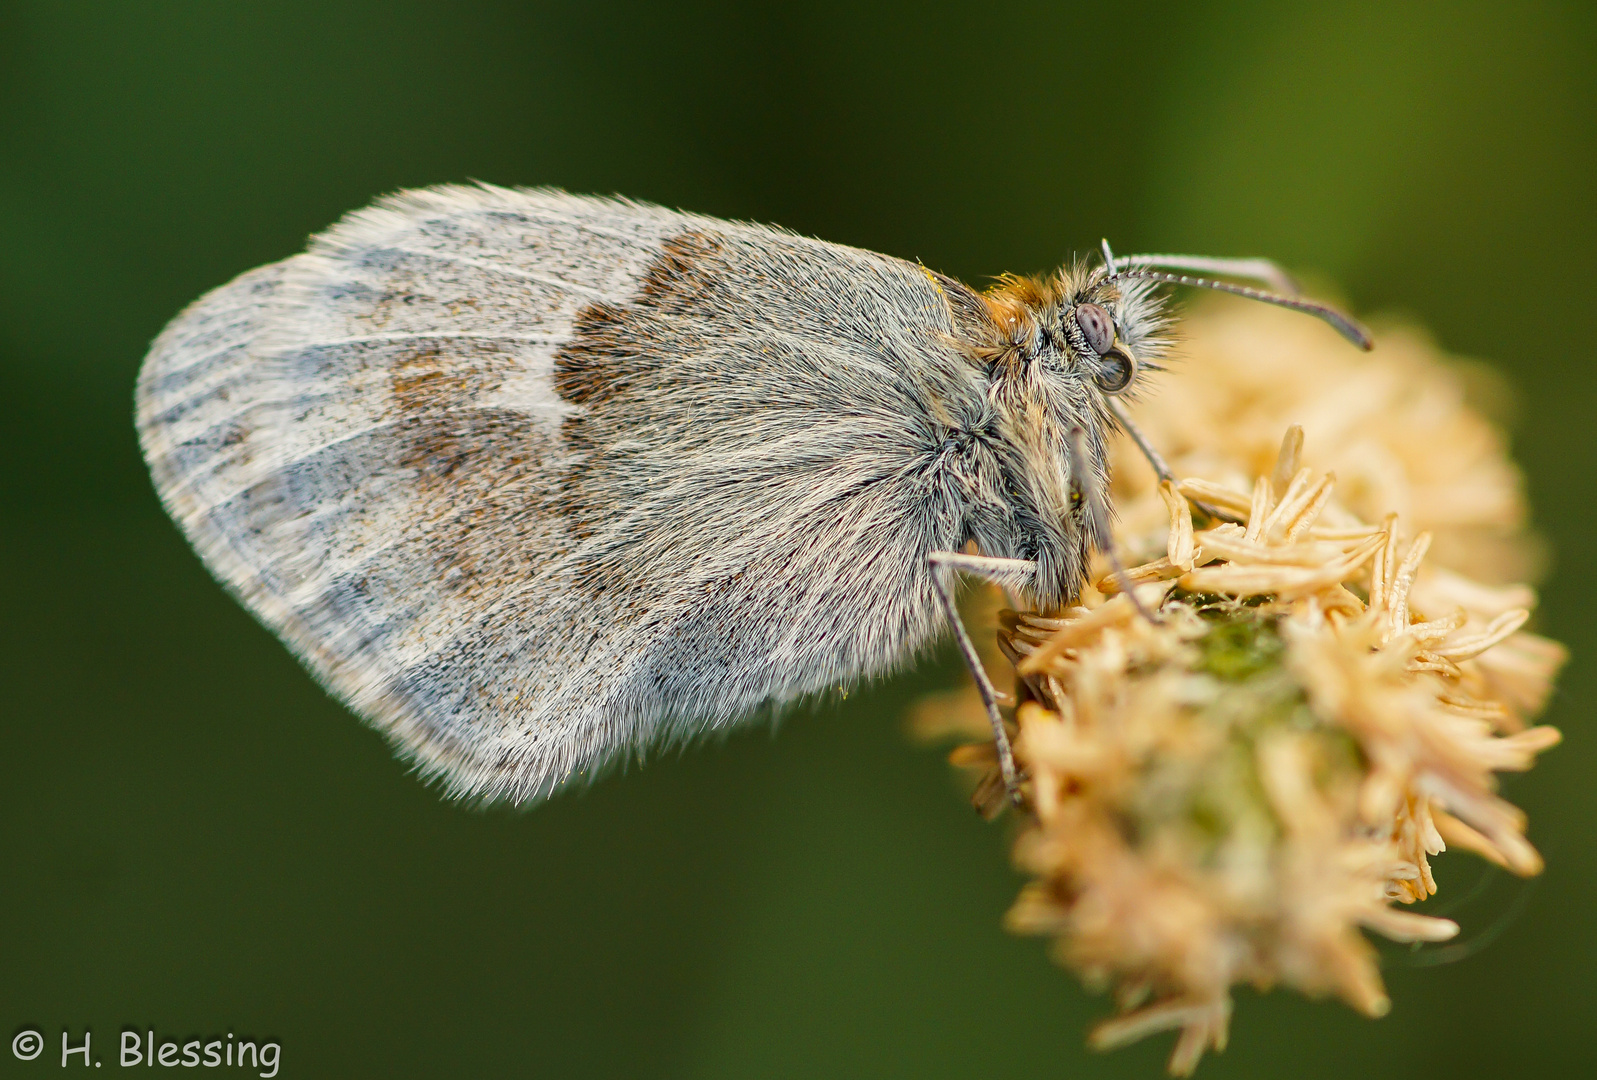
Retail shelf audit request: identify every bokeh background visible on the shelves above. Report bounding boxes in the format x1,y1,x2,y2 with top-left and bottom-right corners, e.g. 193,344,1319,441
2,2,1593,1076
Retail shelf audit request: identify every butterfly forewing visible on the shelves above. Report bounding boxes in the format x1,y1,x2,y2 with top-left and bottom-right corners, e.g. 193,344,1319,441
137,185,980,802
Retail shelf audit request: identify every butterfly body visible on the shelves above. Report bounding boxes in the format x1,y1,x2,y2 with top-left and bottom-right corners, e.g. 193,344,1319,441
137,184,1177,801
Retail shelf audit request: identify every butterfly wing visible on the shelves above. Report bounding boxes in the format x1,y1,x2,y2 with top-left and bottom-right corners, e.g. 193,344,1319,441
138,185,983,801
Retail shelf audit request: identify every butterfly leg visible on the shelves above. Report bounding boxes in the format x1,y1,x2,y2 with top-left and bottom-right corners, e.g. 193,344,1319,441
928,551,1037,804
1105,398,1244,526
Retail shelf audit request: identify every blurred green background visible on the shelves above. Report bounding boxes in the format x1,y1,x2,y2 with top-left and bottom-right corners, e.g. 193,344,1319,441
2,1,1592,1076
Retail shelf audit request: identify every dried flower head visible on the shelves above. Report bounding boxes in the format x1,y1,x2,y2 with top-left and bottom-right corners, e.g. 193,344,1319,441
921,300,1566,1075
1108,299,1539,585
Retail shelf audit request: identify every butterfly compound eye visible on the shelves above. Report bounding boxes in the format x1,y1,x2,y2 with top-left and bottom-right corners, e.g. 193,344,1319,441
1094,347,1136,394
1074,302,1116,356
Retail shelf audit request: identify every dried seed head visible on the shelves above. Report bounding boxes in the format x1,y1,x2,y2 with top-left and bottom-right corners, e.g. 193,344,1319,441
916,301,1566,1075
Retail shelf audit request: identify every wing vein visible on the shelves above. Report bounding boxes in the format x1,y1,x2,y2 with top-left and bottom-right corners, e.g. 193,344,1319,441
382,248,610,298
292,331,568,347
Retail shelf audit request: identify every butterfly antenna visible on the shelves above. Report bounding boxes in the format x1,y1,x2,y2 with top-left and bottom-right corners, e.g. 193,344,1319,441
1115,268,1373,350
